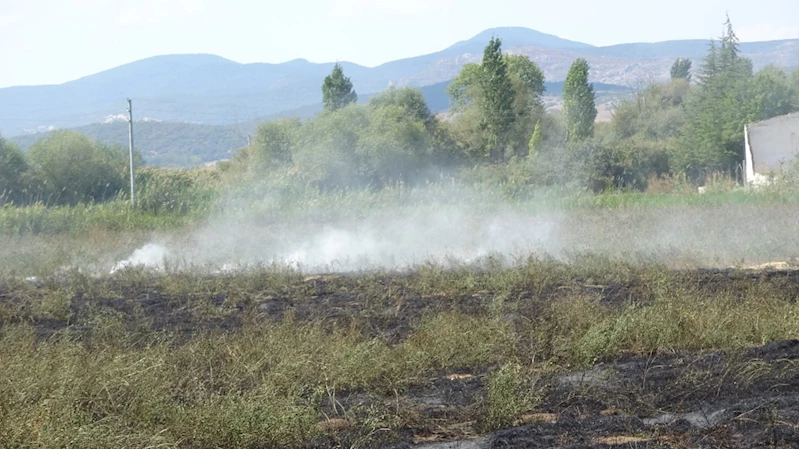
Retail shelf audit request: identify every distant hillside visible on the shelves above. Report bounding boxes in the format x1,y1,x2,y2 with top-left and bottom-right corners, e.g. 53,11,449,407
2,27,797,137
11,121,246,167
249,80,629,124
11,80,631,167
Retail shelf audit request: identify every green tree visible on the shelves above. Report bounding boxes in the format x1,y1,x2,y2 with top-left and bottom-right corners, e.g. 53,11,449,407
292,105,366,187
506,54,547,157
357,104,431,185
479,36,516,162
563,58,597,142
677,15,756,180
0,134,30,205
447,63,485,111
696,40,720,85
368,86,433,126
670,58,693,82
719,14,743,74
322,63,358,112
612,80,691,141
251,118,300,169
447,52,546,161
27,131,134,205
749,65,797,120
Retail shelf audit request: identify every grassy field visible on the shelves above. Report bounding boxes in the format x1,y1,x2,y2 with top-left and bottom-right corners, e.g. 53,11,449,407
3,176,799,448
1,259,799,448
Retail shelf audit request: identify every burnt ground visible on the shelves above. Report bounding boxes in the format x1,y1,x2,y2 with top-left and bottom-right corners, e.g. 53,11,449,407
2,268,799,448
373,340,799,449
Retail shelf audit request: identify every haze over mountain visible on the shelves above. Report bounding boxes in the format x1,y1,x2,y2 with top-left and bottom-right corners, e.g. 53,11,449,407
9,79,629,167
2,26,797,140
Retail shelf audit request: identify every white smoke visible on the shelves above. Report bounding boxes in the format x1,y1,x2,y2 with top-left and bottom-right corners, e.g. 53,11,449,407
109,206,558,274
104,188,799,276
111,243,169,273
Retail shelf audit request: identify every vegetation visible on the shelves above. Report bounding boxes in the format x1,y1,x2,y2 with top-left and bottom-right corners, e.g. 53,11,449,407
11,121,246,167
1,260,799,448
563,58,597,142
0,17,797,223
322,63,358,112
3,17,799,449
478,36,516,162
670,57,692,82
0,134,29,206
25,131,139,205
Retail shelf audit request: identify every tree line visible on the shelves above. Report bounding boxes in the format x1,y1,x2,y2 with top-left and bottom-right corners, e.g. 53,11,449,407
239,16,798,191
2,16,798,207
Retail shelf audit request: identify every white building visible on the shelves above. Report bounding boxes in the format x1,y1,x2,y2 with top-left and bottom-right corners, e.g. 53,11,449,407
744,112,799,185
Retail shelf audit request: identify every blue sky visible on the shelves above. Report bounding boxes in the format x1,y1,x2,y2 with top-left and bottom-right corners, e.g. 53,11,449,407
1,0,798,88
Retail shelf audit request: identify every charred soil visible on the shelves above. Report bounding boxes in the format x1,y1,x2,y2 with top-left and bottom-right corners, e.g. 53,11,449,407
1,265,799,448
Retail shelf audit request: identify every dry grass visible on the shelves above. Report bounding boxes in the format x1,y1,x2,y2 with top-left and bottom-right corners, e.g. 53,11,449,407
1,259,798,448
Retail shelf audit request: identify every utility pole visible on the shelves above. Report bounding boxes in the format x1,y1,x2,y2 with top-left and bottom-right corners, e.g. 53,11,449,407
127,98,136,207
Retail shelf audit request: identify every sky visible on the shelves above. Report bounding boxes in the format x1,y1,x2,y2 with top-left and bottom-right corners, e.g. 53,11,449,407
1,0,798,88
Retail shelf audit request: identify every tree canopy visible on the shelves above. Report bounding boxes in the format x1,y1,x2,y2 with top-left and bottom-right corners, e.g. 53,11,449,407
322,64,358,112
0,134,30,205
446,45,547,162
28,131,134,205
670,58,692,82
478,36,516,162
563,58,597,142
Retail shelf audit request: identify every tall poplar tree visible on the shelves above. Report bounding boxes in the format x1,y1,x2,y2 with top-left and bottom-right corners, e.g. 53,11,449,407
479,36,515,162
563,58,597,142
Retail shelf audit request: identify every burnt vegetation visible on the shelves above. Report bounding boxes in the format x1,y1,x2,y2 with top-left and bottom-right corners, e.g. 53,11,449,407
2,262,799,448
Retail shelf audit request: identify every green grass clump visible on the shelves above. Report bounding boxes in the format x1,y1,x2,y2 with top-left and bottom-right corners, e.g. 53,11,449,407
483,362,542,431
572,287,799,364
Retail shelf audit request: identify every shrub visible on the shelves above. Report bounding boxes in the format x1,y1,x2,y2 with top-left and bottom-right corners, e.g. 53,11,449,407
27,131,138,205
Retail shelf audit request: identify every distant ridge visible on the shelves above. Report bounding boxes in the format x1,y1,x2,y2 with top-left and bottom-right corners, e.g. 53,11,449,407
445,27,595,52
1,27,797,137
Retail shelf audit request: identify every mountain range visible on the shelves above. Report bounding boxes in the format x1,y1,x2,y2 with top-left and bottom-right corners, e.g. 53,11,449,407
3,26,797,165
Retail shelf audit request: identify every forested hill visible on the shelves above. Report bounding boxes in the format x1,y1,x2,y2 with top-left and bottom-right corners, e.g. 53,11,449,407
10,80,630,167
11,121,247,167
2,26,797,137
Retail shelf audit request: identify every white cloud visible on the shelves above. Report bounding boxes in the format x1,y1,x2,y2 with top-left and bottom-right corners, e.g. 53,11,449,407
737,24,799,42
119,0,205,25
330,0,454,19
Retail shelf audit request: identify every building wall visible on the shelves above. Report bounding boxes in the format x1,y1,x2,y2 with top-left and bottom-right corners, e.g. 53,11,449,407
745,113,799,184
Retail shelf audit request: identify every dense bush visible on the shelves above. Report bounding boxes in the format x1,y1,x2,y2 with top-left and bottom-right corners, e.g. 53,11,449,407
244,87,454,188
0,134,31,206
291,104,366,187
135,167,219,215
27,131,137,205
250,118,300,169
